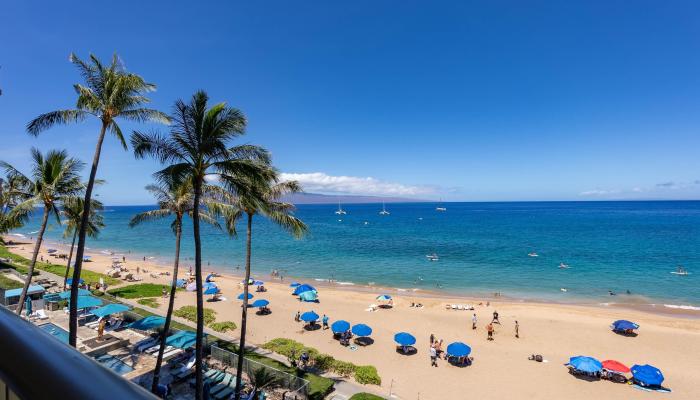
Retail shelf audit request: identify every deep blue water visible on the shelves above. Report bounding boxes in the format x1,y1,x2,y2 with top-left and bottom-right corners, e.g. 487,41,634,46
12,201,700,305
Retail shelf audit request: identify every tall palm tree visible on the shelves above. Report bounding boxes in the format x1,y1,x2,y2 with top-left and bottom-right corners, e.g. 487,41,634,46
129,180,220,394
217,172,307,400
0,174,32,236
131,90,272,400
0,149,84,315
61,196,104,289
26,53,168,346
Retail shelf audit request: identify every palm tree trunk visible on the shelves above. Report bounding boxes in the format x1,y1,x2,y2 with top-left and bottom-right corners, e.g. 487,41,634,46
234,212,253,400
63,229,78,290
69,121,107,347
192,178,205,400
15,206,49,315
151,217,182,393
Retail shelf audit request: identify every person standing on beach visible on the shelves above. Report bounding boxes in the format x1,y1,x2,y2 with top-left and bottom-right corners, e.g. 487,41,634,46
136,266,140,275
430,345,438,367
97,318,106,341
294,311,300,322
322,314,329,330
487,323,494,341
492,310,500,324
472,313,477,330
430,333,435,345
515,320,519,338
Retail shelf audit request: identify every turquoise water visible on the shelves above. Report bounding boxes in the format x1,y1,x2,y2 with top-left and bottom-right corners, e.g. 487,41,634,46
13,201,700,306
39,323,69,344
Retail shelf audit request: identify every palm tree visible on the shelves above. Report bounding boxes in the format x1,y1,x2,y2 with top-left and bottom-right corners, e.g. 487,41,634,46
0,174,32,236
217,172,307,400
248,368,281,398
131,90,272,400
129,180,220,394
26,53,168,346
0,149,84,315
61,196,104,289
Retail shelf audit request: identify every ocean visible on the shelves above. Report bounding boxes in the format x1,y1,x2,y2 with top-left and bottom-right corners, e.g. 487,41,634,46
10,201,700,307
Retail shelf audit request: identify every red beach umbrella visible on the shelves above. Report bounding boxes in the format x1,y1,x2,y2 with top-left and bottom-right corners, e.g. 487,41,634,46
602,360,630,373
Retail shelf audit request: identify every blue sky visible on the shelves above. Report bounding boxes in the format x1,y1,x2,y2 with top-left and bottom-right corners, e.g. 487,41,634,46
1,1,699,204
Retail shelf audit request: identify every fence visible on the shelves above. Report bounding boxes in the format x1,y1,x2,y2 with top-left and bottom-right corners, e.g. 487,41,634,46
210,345,310,399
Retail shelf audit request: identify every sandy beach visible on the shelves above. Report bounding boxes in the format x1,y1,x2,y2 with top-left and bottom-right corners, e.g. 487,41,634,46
5,236,700,400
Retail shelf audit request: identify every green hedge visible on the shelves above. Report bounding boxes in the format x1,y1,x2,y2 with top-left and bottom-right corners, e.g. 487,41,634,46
108,283,170,299
174,305,216,326
209,321,237,333
262,338,382,385
137,298,159,307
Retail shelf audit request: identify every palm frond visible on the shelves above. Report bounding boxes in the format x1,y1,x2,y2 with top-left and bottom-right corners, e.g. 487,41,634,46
129,208,173,227
26,110,89,136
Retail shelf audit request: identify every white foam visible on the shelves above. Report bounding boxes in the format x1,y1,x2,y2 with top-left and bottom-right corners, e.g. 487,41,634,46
10,233,26,238
337,282,354,286
663,304,700,311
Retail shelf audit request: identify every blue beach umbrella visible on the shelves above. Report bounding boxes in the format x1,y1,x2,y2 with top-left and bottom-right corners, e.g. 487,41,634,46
205,274,215,282
204,286,220,295
446,342,472,357
612,320,639,331
299,291,318,302
66,278,84,286
331,320,351,333
351,324,372,337
237,293,253,300
25,297,32,316
91,303,130,318
57,289,91,299
289,282,300,287
293,284,316,295
253,280,264,286
47,248,57,253
394,332,416,346
128,315,165,331
300,311,319,322
176,279,186,287
376,295,392,301
631,364,664,386
69,295,103,309
568,356,603,373
251,299,270,308
203,282,217,290
166,331,199,349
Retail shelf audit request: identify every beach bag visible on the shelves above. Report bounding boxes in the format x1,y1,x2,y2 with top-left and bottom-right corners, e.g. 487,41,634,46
529,354,543,362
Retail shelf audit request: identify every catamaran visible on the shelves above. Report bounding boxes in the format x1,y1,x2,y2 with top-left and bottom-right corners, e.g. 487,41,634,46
334,201,346,215
379,202,390,215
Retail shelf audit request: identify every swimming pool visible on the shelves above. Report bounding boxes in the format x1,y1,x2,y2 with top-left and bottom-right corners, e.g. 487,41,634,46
94,354,135,375
39,323,69,344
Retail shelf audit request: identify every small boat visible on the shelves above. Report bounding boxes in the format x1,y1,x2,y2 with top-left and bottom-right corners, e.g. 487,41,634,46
436,198,447,211
426,253,439,261
671,266,690,275
334,201,347,215
560,288,568,292
559,263,570,269
379,202,390,215
528,252,538,257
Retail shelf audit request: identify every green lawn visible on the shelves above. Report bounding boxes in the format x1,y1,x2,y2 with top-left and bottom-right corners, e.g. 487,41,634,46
108,283,170,299
174,305,216,325
0,244,120,286
349,394,385,400
0,273,23,289
137,297,160,308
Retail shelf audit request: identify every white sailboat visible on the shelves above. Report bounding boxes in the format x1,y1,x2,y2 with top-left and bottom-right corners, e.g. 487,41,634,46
436,198,447,212
379,202,390,215
334,201,346,215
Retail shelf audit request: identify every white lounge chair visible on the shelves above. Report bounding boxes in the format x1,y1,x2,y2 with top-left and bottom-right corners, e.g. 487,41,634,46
136,338,158,352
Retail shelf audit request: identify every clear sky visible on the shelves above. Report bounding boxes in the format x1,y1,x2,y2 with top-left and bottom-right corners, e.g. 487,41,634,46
1,1,699,204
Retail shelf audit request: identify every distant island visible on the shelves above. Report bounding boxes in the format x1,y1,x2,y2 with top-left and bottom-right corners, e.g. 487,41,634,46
282,192,429,204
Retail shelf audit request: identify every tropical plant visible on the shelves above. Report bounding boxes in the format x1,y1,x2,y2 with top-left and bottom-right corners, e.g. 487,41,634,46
216,172,307,400
61,196,104,289
26,53,168,346
129,179,219,393
0,174,32,236
130,90,271,400
249,368,281,398
0,149,84,315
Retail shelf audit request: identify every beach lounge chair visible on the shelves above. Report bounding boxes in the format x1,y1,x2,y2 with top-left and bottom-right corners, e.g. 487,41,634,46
212,377,239,400
105,319,123,332
162,348,182,360
32,309,49,320
209,374,233,395
134,338,158,352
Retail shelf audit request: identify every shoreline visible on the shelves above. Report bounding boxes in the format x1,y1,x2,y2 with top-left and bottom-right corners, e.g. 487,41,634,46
5,233,700,319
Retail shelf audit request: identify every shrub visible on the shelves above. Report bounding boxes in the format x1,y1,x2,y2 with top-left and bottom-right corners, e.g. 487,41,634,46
173,305,216,325
108,283,169,299
354,366,381,385
331,360,356,377
0,273,22,289
313,353,335,371
349,394,385,400
137,298,159,308
210,321,237,333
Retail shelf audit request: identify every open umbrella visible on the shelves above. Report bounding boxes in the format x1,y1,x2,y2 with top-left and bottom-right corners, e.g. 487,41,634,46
289,282,300,287
176,279,187,287
446,342,472,357
251,299,269,308
91,303,130,318
128,315,165,330
631,364,664,386
253,280,264,286
299,291,318,302
394,332,416,346
205,274,215,282
204,286,220,295
568,356,603,373
66,278,84,286
47,249,57,254
166,330,199,349
186,282,197,292
69,295,103,309
331,320,351,333
612,320,639,331
237,293,253,300
602,360,630,373
376,294,392,301
57,289,91,299
351,324,372,337
300,311,319,322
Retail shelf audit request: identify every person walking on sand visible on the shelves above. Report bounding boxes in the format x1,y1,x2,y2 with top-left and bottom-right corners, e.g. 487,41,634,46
492,310,500,324
97,318,106,341
322,314,329,330
472,313,477,330
487,323,494,341
515,320,519,338
295,311,300,322
430,333,435,345
136,266,140,275
430,345,438,367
